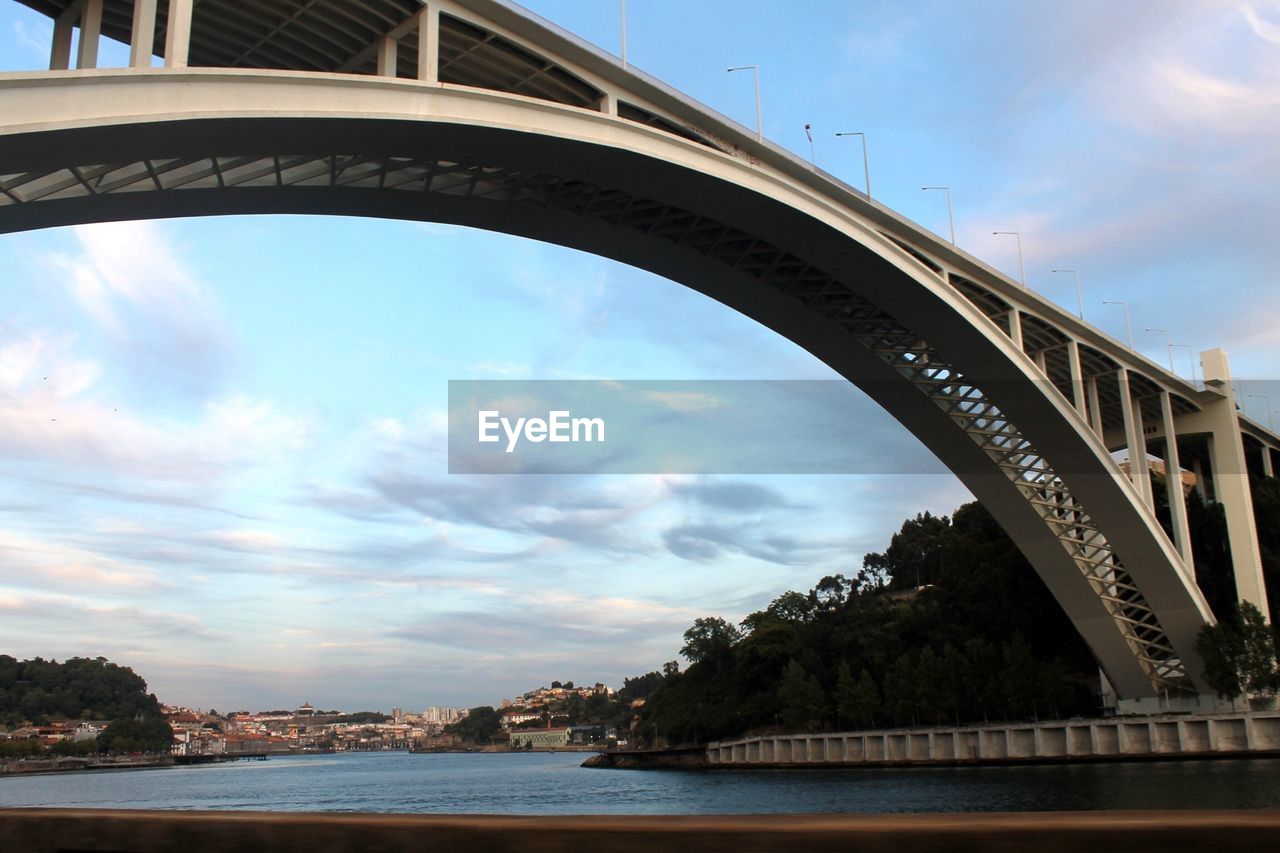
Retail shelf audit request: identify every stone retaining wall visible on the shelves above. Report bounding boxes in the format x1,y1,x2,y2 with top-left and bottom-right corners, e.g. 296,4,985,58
708,712,1280,767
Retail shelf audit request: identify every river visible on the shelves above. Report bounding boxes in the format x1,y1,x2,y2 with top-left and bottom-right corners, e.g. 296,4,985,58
2,752,1279,814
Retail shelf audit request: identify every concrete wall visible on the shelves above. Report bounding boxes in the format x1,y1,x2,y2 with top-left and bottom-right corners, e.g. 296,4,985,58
5,808,1280,852
707,712,1280,767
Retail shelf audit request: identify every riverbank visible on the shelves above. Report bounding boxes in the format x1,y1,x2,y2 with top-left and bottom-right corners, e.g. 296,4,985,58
1,755,175,776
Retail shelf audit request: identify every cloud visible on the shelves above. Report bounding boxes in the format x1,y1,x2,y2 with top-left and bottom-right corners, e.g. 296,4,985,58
662,522,829,565
638,389,724,413
45,221,233,397
0,591,221,641
668,478,795,511
12,20,50,58
0,330,307,482
386,590,698,656
0,530,165,593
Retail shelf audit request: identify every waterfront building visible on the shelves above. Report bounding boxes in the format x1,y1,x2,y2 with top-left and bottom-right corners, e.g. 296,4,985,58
509,727,571,749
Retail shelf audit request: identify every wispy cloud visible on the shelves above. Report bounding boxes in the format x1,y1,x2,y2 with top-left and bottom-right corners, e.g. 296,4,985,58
45,221,234,398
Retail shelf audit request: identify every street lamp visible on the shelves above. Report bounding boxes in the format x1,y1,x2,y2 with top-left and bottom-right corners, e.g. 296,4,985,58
922,186,955,245
619,0,627,68
726,65,762,142
992,231,1026,287
1248,395,1275,431
1103,300,1134,349
835,131,871,199
1170,344,1199,387
1050,269,1085,320
1145,328,1175,371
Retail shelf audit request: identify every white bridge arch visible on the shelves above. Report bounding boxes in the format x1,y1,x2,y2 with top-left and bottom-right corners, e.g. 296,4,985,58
3,0,1278,709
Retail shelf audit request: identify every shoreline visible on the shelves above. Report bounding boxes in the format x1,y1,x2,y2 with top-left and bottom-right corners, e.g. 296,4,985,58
583,746,1280,771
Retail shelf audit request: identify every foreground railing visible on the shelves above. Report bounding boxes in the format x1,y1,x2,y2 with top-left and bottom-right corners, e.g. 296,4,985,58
3,809,1280,852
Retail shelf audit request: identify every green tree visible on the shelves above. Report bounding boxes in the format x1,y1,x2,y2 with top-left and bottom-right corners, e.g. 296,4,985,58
680,617,741,664
835,662,879,730
1196,601,1279,700
97,715,172,754
778,660,827,732
882,654,920,727
445,706,502,744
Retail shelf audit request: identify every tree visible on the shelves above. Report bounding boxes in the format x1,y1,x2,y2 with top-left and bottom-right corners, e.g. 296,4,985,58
680,617,741,664
767,591,813,624
835,662,879,730
778,660,827,732
662,660,680,678
97,715,172,754
445,706,502,744
810,575,851,613
1196,601,1280,700
882,654,920,726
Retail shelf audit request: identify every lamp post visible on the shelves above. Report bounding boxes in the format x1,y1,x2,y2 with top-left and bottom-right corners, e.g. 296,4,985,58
1248,395,1275,431
835,131,871,199
726,65,762,142
1145,328,1175,371
620,0,627,68
922,186,955,245
1050,268,1085,320
1103,300,1134,349
1171,343,1199,387
992,231,1026,287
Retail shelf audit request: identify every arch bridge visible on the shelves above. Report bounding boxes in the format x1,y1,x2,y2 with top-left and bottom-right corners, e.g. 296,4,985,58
3,0,1278,711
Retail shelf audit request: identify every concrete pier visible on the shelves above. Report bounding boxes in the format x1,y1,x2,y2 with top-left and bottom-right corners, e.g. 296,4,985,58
707,711,1280,768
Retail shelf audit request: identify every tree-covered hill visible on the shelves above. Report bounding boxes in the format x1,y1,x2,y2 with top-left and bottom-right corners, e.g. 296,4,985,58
0,655,161,726
636,472,1280,747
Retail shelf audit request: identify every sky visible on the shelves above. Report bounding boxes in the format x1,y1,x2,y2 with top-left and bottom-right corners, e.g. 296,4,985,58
1,0,1279,713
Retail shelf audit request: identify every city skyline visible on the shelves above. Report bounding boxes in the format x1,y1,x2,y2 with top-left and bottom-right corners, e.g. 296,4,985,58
1,0,1279,712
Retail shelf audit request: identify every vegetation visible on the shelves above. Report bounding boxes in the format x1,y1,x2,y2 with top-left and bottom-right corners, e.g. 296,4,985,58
96,716,174,754
331,711,390,725
0,656,161,726
630,465,1280,747
0,655,174,756
446,706,502,743
1195,601,1280,701
635,501,1106,746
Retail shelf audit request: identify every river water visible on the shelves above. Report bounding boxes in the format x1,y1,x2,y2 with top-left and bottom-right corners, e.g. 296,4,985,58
3,753,1279,814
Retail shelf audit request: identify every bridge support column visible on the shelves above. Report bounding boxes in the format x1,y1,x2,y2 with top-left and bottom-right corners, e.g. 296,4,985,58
1263,447,1275,478
418,6,441,83
164,0,193,68
75,0,102,69
1007,307,1023,352
1160,390,1193,570
50,11,73,70
1066,340,1086,413
1086,375,1103,436
1200,348,1269,618
1118,369,1152,508
129,0,157,68
377,36,398,77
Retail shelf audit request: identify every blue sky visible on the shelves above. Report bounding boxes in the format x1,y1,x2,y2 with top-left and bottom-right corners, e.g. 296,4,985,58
1,0,1279,712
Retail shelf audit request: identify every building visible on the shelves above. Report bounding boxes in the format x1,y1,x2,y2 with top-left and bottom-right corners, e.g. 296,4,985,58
509,727,571,749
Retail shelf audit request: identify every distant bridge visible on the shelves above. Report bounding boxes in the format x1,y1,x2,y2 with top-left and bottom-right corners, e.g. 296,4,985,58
3,0,1277,710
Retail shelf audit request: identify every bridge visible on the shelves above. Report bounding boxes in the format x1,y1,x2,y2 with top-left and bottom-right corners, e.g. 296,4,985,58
1,0,1276,712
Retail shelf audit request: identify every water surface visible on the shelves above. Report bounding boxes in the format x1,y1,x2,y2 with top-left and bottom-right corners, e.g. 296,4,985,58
3,752,1278,814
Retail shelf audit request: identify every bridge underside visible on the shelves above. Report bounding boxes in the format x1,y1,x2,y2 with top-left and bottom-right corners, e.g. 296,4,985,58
0,71,1221,704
